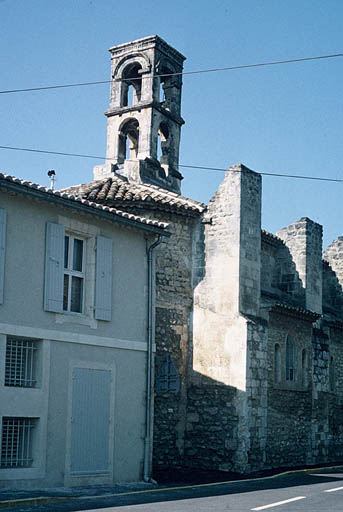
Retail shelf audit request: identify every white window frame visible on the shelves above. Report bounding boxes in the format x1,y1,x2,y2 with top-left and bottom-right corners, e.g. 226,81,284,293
56,216,100,329
63,234,86,314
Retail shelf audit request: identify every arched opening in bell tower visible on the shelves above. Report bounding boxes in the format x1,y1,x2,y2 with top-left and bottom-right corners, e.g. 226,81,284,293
121,62,142,107
118,119,139,164
158,65,175,111
157,122,170,165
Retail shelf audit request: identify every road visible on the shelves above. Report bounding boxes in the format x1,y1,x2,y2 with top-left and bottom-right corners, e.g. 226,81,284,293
5,471,343,512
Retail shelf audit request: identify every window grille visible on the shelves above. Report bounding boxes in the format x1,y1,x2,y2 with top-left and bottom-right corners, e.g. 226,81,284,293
1,417,37,468
5,338,38,388
156,355,180,393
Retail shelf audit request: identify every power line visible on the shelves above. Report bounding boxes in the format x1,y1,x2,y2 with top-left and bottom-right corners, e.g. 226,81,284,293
0,144,342,183
0,53,341,94
0,145,106,160
121,52,343,82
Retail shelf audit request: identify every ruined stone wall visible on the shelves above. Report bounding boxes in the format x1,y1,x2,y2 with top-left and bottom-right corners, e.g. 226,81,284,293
323,239,343,315
276,218,323,313
324,237,343,288
261,234,279,295
322,260,343,313
261,232,305,307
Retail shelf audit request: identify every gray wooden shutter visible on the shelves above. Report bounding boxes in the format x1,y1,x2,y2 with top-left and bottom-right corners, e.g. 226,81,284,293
95,235,112,321
0,209,7,304
70,368,111,474
44,222,64,312
156,355,180,393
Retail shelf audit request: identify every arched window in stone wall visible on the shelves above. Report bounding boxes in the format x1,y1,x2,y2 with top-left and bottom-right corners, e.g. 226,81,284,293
301,349,308,387
274,343,281,384
286,335,295,381
329,356,335,391
121,62,142,107
157,122,170,165
158,65,176,111
118,119,139,164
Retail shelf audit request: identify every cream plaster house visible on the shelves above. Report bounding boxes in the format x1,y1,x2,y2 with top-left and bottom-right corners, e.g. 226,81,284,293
0,172,169,488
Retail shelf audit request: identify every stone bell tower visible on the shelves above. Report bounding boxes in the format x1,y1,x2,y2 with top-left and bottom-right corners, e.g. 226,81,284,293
94,35,186,194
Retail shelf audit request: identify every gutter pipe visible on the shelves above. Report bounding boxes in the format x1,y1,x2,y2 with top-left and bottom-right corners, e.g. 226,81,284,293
143,235,162,482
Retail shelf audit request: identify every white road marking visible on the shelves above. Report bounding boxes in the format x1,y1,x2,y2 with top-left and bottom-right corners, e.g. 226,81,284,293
324,486,343,493
251,496,306,510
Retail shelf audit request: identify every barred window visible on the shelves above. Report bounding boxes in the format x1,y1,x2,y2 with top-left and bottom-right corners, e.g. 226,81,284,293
286,335,295,381
1,417,38,468
5,338,39,388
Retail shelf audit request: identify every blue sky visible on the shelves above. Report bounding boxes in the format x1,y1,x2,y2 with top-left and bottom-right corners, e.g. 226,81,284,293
1,0,342,248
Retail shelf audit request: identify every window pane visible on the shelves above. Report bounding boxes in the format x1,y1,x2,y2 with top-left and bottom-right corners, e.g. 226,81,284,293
63,274,69,311
71,277,83,313
64,236,69,268
73,239,83,272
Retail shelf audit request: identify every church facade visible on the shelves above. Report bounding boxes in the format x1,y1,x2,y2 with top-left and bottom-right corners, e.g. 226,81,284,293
65,35,343,475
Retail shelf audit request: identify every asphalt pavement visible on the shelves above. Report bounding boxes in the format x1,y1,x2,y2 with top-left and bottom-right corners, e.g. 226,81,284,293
1,467,343,511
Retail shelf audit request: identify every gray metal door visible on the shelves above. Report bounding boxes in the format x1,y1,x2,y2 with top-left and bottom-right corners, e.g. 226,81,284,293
70,367,111,474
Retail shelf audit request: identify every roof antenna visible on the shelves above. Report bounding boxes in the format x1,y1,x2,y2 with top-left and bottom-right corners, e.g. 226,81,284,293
47,169,56,190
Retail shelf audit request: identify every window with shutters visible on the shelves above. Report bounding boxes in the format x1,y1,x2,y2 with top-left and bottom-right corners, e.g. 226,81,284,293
63,235,85,314
44,218,112,324
1,417,38,468
156,355,180,393
5,338,40,388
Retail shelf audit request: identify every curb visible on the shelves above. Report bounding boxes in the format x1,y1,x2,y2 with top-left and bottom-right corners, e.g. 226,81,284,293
1,465,343,510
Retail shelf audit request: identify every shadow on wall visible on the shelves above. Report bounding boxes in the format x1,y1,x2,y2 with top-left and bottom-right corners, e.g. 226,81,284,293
322,260,343,316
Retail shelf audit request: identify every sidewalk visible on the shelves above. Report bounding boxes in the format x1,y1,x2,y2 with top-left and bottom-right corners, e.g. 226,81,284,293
0,482,160,510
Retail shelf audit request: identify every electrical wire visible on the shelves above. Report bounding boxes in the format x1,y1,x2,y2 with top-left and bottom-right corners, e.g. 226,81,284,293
0,53,341,94
0,144,342,183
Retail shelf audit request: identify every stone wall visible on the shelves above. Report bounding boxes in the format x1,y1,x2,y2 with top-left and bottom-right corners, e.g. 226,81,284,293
246,318,269,471
123,172,343,476
266,310,314,468
276,218,323,313
152,212,196,470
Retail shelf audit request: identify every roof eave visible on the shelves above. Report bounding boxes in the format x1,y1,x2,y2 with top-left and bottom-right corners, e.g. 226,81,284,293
0,178,171,237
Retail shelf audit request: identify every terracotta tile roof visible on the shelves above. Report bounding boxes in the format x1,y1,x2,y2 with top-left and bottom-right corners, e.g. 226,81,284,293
61,175,206,216
0,173,169,233
272,302,321,321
